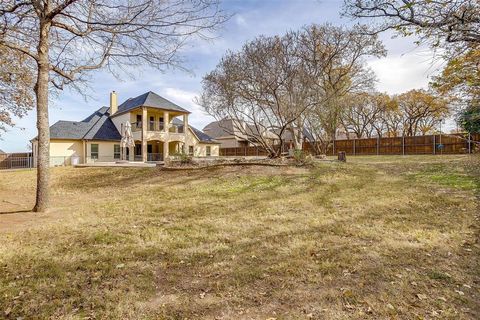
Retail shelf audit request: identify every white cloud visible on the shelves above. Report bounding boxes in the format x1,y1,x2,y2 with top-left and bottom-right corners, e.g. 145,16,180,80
235,14,247,28
368,51,442,94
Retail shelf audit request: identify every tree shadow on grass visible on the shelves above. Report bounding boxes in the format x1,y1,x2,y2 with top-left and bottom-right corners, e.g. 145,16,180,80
0,209,32,215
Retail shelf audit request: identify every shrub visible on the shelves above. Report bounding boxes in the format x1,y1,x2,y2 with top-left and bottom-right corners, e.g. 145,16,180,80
171,152,193,165
293,149,314,166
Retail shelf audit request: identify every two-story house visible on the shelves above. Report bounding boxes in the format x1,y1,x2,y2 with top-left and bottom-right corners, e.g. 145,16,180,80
31,91,220,166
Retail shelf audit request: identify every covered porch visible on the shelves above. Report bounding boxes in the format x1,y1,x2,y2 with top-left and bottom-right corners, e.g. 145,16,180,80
131,140,185,162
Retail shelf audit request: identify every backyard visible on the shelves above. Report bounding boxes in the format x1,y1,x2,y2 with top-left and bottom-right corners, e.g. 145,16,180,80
0,155,479,319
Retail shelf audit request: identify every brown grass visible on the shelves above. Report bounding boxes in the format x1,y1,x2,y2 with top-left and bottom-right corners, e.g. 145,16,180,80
0,155,479,319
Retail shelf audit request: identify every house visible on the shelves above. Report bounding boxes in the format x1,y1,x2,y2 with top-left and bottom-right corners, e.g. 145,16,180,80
0,149,5,154
203,119,251,148
31,91,220,166
203,118,313,148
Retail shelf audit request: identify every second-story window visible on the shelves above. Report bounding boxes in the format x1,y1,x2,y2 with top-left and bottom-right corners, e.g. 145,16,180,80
159,117,164,130
136,115,142,129
149,116,154,130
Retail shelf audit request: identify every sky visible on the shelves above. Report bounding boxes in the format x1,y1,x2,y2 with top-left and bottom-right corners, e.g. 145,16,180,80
0,0,448,152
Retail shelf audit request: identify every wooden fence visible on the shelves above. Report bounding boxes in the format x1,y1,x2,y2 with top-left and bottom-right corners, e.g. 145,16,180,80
219,133,480,157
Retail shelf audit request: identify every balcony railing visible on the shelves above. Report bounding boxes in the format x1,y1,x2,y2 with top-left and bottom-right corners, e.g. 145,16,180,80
147,153,163,161
132,121,142,132
131,122,184,133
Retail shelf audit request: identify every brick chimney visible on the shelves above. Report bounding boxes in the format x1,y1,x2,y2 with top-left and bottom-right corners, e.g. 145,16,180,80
109,91,118,115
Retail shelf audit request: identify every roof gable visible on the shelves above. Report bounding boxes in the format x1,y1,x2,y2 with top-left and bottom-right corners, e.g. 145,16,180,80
116,91,189,114
203,119,251,141
48,107,121,141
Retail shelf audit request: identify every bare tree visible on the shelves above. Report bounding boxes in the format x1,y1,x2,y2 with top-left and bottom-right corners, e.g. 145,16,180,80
340,92,389,138
200,24,384,157
0,0,227,212
300,24,385,154
200,33,314,157
343,0,480,55
0,47,34,134
397,90,450,136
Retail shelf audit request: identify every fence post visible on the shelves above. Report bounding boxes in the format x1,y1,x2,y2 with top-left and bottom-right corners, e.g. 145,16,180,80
439,132,442,155
402,135,405,155
376,136,379,155
353,139,356,156
433,135,436,155
468,133,471,154
332,139,335,156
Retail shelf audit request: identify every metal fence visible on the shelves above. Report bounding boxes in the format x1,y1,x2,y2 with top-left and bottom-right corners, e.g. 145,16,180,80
0,156,33,170
0,155,75,170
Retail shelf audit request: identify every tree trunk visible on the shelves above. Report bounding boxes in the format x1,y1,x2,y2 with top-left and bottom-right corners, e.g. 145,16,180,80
33,19,51,212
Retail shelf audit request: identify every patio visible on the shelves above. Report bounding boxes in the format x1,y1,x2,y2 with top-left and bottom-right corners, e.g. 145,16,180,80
74,161,160,168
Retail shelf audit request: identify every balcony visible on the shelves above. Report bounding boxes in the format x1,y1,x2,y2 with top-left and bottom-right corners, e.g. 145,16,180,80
131,122,184,133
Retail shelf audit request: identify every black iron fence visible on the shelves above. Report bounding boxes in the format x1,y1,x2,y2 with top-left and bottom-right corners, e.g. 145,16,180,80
0,152,33,170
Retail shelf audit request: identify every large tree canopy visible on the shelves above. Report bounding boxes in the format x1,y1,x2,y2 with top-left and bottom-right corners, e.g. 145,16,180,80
432,48,479,111
0,47,35,133
343,0,480,55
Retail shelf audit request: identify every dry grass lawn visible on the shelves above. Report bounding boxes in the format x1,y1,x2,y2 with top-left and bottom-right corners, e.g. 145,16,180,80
0,155,479,319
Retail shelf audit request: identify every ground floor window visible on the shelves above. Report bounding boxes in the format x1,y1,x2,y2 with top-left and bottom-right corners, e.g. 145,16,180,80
114,144,120,159
91,144,99,159
188,145,194,156
135,144,142,156
206,146,211,156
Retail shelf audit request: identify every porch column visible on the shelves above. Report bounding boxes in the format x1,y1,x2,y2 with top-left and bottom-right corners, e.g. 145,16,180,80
164,111,169,133
82,140,86,164
163,141,169,160
142,107,147,162
183,113,188,133
128,146,134,161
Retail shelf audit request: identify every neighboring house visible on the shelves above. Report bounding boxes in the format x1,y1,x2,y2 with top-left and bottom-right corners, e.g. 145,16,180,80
203,119,313,148
203,119,251,148
31,91,219,166
203,118,278,148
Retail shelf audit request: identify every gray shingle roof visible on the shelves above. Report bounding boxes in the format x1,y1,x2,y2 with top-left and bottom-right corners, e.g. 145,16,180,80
116,91,190,115
49,107,121,141
203,119,248,140
172,118,219,143
0,149,5,154
41,102,213,143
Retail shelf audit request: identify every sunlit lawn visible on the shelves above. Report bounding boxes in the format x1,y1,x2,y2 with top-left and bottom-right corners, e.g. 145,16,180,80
0,155,479,319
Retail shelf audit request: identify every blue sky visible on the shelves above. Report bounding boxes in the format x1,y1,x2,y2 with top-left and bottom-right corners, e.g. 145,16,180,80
0,0,444,152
